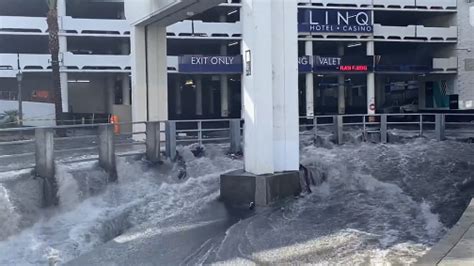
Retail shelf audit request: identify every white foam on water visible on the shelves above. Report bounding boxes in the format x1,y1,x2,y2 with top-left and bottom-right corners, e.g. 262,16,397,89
56,166,81,211
0,139,472,265
0,185,20,240
0,144,243,265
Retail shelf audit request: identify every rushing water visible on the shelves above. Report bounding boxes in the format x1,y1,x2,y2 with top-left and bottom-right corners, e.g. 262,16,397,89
0,137,473,265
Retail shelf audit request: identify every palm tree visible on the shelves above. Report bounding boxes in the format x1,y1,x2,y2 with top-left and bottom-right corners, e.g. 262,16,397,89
46,0,63,125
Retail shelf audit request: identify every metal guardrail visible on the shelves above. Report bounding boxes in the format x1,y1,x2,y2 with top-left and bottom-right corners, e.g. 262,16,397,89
299,113,474,144
0,113,473,173
0,119,243,173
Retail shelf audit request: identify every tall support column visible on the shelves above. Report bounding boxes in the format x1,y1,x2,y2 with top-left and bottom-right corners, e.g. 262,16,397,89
305,39,314,117
106,75,115,114
121,40,130,105
58,0,69,113
220,75,229,117
195,76,203,116
122,74,130,105
175,77,182,115
367,41,376,115
376,75,385,110
209,86,215,115
337,43,345,114
219,15,230,118
131,26,148,137
241,0,299,174
146,23,168,121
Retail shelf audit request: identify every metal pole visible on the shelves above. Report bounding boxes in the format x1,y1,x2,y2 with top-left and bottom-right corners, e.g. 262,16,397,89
380,114,388,143
17,54,23,128
435,114,445,141
166,121,177,160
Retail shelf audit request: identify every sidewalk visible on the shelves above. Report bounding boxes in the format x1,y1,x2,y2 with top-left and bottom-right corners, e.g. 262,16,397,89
417,199,474,266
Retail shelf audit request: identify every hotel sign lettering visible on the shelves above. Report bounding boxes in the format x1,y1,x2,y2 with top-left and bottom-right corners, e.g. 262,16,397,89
179,55,243,73
298,9,373,33
313,56,373,72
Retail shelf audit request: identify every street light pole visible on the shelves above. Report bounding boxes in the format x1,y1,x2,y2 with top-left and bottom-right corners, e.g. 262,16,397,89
16,54,23,127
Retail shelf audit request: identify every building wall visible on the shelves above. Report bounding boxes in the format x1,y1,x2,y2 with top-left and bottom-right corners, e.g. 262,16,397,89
68,77,108,114
455,1,474,109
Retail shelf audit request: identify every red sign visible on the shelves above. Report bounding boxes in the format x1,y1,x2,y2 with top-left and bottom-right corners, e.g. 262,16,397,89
339,65,369,72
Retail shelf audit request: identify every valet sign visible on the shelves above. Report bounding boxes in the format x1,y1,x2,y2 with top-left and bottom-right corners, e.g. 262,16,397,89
298,9,373,33
179,55,243,73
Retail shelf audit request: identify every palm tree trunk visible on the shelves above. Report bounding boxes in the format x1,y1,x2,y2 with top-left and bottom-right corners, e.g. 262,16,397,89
47,2,63,125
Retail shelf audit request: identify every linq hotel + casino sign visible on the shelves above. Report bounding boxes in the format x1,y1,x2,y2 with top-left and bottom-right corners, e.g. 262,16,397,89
298,9,373,33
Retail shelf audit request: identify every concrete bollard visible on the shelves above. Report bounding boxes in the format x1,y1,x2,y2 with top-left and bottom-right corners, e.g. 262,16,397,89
146,122,161,163
380,114,388,143
435,114,446,141
35,128,58,207
230,119,241,154
334,115,343,145
166,121,177,161
98,124,117,182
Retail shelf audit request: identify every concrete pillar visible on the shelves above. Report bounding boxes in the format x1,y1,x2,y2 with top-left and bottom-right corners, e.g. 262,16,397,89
175,77,182,115
131,26,148,138
106,75,115,114
146,121,161,163
121,40,130,105
98,125,117,182
241,0,299,174
209,86,215,115
35,128,58,207
60,72,69,112
367,41,376,115
337,43,345,114
337,75,345,114
220,15,230,117
435,114,446,141
146,23,168,121
58,0,69,113
375,75,385,110
220,75,229,117
165,121,176,160
334,115,343,145
230,119,241,153
122,74,130,105
305,40,314,117
195,76,203,116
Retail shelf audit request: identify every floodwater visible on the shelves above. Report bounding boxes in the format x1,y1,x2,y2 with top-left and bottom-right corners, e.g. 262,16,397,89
0,136,473,265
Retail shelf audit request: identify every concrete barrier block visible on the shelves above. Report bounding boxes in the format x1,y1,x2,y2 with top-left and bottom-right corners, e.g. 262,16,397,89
220,170,301,207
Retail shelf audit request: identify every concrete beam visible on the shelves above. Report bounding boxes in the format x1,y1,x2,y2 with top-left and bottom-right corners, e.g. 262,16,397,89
126,0,226,27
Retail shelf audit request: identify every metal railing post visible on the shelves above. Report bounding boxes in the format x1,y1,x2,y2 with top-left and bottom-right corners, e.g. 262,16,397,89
363,115,367,141
313,117,318,141
166,121,177,160
380,114,388,143
198,121,203,146
334,115,343,145
35,128,58,207
146,121,161,163
98,124,117,182
230,119,241,154
435,114,445,141
419,114,423,137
